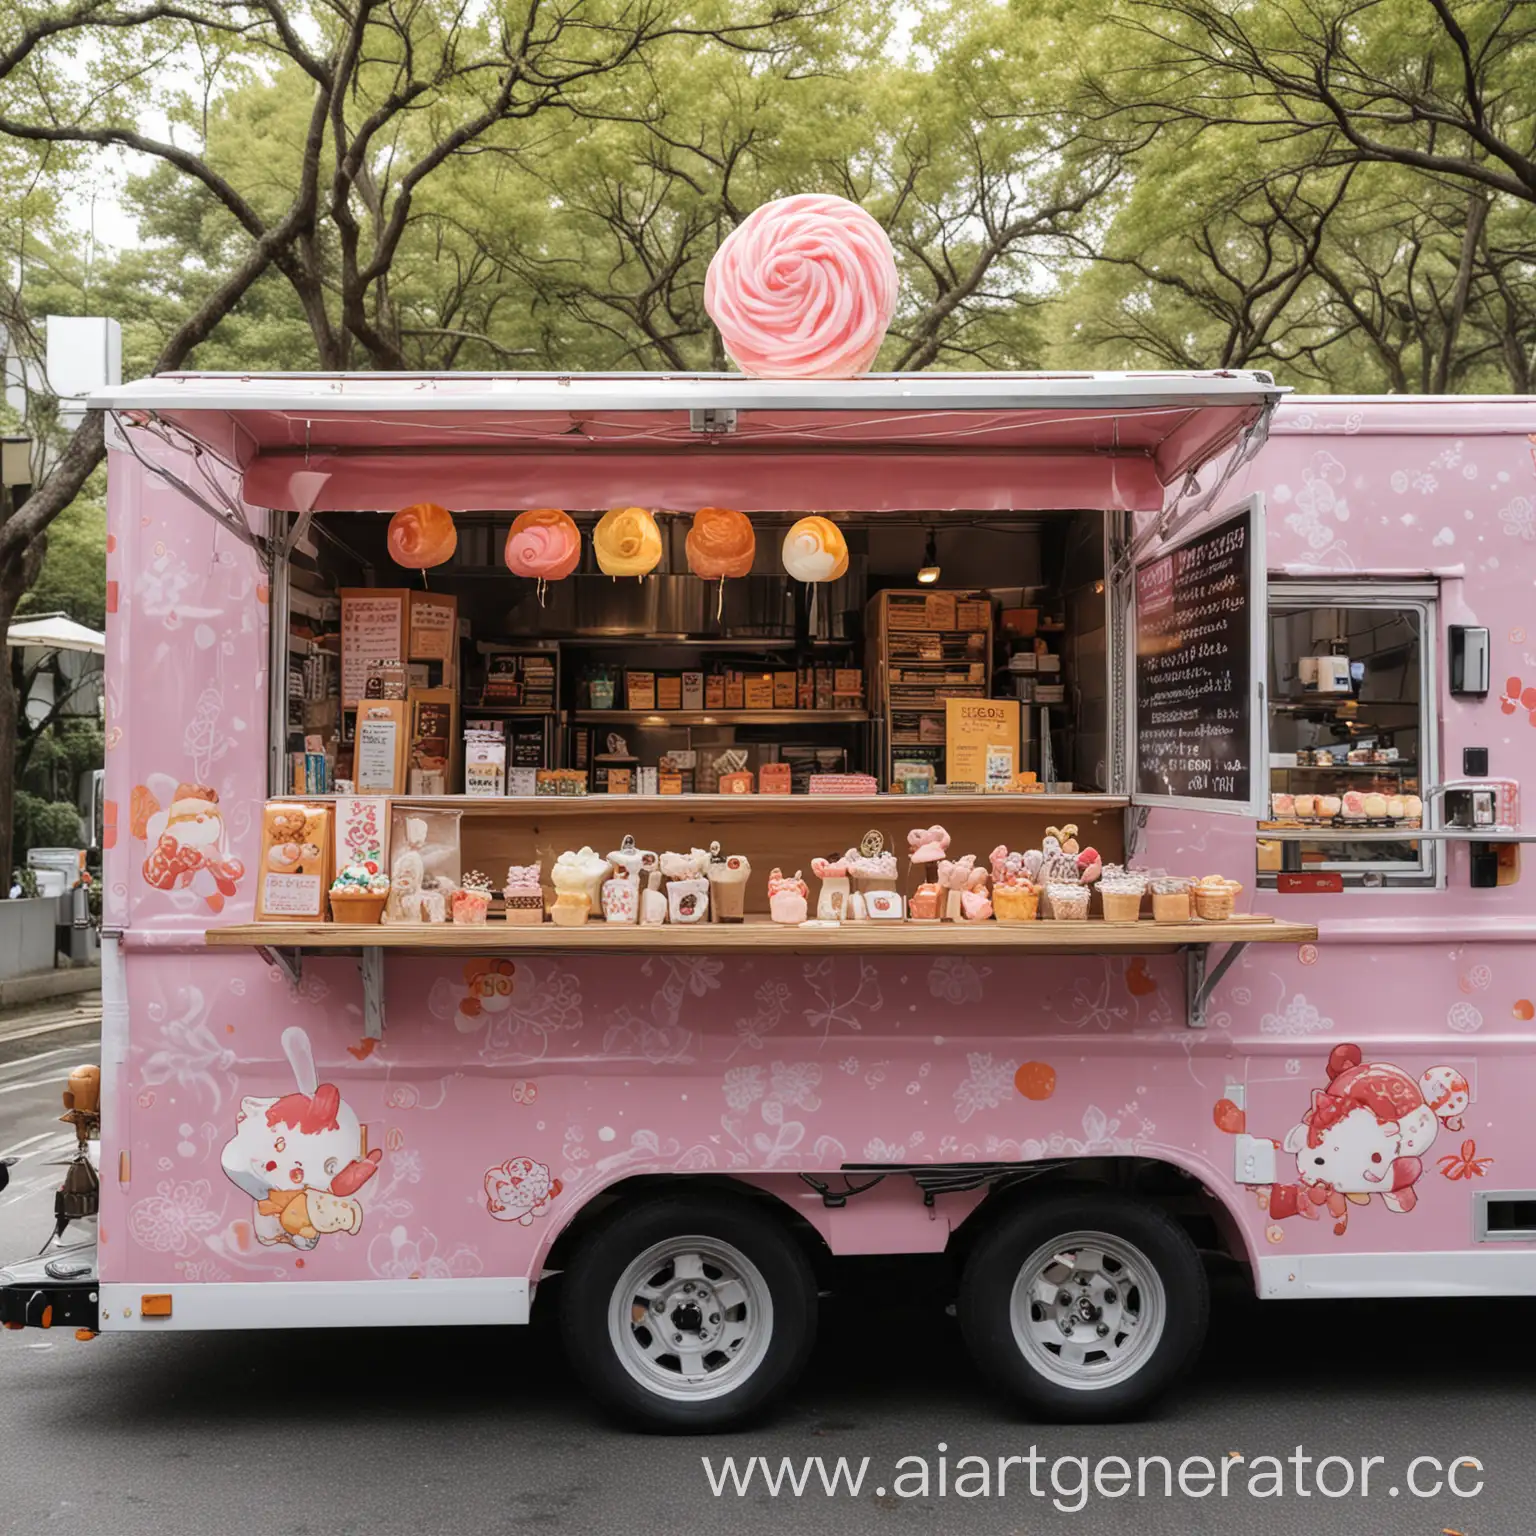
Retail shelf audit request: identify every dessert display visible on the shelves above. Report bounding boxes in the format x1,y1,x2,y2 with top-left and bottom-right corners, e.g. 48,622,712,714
1097,870,1147,924
593,505,663,579
810,852,852,922
386,502,457,569
1192,874,1243,921
707,843,751,923
1268,788,1422,826
260,797,1255,937
452,870,493,925
702,191,899,379
503,862,545,925
767,868,809,924
1151,875,1191,924
329,860,390,923
602,838,645,925
781,516,850,583
383,814,451,923
551,847,609,927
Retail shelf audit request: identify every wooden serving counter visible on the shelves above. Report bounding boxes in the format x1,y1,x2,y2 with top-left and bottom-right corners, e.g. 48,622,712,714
210,914,1314,957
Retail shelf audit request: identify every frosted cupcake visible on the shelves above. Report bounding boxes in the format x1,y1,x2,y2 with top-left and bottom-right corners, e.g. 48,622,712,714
767,868,809,925
1151,875,1191,923
552,846,610,915
1046,883,1090,921
1097,871,1146,924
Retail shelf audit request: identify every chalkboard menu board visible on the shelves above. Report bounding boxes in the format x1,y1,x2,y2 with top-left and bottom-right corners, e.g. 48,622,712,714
1134,502,1261,809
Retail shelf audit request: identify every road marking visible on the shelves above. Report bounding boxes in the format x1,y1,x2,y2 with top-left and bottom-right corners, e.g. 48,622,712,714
0,1012,104,1046
0,1131,56,1158
0,1045,91,1079
0,1077,62,1096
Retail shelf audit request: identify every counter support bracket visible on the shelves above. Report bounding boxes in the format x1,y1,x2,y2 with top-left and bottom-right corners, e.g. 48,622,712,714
256,945,302,988
1185,942,1247,1030
360,948,385,1039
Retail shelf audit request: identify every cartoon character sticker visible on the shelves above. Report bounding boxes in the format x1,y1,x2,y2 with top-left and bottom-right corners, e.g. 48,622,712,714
220,1027,382,1249
484,1157,561,1225
1216,1045,1475,1237
457,958,519,1028
132,776,245,912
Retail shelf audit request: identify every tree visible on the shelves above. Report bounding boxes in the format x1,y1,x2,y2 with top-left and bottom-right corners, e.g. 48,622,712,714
0,0,833,883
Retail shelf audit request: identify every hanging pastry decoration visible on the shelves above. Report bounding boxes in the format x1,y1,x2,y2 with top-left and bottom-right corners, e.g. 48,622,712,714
781,515,849,583
593,505,663,580
386,502,457,576
504,507,581,606
685,506,756,618
704,193,899,379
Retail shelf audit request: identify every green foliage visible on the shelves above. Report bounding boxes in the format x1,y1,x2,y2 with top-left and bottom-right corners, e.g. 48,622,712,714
13,791,84,856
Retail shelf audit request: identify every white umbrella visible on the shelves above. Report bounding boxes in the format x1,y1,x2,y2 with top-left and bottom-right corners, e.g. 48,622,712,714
5,613,105,654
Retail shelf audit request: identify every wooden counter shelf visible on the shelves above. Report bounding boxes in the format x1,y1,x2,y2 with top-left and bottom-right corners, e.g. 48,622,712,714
209,914,1317,1037
295,793,1131,815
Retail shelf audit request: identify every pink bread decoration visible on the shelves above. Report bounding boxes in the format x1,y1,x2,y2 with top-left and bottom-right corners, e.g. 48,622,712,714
704,194,899,379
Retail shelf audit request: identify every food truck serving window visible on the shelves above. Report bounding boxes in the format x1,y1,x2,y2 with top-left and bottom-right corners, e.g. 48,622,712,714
1129,496,1268,818
1260,582,1439,890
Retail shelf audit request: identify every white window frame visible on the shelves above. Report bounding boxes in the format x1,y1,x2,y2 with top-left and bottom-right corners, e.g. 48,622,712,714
1263,579,1441,891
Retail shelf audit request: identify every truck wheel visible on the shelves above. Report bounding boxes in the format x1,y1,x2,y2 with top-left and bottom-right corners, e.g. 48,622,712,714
958,1192,1207,1421
559,1193,816,1431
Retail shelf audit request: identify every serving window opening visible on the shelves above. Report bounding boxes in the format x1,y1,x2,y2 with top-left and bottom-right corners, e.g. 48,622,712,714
1259,582,1438,889
275,507,1114,805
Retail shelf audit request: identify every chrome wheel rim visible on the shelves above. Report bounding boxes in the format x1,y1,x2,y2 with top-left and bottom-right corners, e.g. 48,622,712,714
1008,1229,1166,1391
608,1236,773,1402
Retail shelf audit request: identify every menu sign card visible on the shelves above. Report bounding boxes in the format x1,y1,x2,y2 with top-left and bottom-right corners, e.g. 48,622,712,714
341,591,406,707
1133,505,1257,807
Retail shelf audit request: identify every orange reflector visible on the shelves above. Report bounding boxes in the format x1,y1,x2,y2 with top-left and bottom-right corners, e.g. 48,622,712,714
140,1294,172,1318
39,1306,52,1329
74,1329,97,1342
3,1321,22,1331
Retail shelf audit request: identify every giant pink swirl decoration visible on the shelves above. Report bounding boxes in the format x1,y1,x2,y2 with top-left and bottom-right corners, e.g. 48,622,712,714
504,508,581,581
704,193,898,378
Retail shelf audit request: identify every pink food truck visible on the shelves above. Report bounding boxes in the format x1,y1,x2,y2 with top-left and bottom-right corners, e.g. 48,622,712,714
3,371,1533,1432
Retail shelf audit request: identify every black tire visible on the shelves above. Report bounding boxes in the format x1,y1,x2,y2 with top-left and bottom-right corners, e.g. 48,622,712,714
958,1190,1208,1422
559,1192,817,1432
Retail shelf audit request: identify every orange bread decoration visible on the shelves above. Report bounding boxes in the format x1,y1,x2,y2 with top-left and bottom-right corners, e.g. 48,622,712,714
386,502,457,568
685,506,756,580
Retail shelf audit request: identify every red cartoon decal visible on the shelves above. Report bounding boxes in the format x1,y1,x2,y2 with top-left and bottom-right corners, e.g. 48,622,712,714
458,958,518,1025
1499,675,1536,725
1218,1045,1473,1238
133,779,245,912
484,1156,561,1226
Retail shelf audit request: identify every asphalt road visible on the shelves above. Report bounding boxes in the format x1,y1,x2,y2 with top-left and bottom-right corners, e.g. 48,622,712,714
1,1014,1531,1534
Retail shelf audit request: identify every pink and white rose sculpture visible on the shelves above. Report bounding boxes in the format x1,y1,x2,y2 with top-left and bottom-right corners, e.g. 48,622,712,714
704,193,899,378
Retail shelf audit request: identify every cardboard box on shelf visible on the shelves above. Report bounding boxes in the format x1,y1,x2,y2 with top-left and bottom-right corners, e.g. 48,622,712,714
724,671,745,709
925,591,957,630
814,667,834,710
705,674,727,710
657,674,683,711
773,671,796,709
743,675,774,709
682,671,704,710
759,762,792,795
625,671,656,711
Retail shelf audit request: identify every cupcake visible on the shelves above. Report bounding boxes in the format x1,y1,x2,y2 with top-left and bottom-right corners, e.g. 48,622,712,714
908,882,941,921
452,870,493,925
552,846,610,915
329,861,390,923
767,868,808,925
503,863,544,925
991,880,1040,923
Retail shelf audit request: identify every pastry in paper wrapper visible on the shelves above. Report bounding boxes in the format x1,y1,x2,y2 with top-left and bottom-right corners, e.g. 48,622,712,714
704,193,898,379
387,502,457,568
782,516,849,583
505,508,581,581
593,506,663,578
